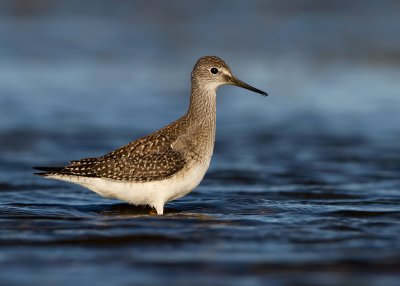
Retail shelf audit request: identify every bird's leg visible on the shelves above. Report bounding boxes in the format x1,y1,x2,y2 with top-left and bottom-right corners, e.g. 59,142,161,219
148,208,158,215
153,202,164,215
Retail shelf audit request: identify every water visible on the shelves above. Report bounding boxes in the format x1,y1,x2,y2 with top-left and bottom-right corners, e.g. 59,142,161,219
1,1,400,285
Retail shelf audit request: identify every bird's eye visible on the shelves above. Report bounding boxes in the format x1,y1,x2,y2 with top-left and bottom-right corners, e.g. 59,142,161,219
210,67,218,74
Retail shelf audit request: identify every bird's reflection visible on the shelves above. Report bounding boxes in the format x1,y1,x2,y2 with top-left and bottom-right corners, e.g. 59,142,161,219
98,203,180,216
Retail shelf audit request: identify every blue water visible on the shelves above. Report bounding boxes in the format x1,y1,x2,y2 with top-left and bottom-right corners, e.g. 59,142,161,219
0,1,400,285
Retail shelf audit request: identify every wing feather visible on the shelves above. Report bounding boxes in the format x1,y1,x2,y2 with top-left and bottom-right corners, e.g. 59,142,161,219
53,132,186,181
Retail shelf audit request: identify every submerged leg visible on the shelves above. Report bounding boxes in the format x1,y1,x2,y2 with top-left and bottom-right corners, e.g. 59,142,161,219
149,208,158,215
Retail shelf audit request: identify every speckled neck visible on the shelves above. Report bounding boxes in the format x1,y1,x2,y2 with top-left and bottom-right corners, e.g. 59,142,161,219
187,80,217,125
183,80,217,163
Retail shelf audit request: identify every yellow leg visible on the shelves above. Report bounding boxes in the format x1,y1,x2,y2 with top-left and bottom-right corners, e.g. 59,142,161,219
149,208,158,215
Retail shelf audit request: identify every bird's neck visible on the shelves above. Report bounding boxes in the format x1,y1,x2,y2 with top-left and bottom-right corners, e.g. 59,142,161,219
183,80,217,162
186,80,217,126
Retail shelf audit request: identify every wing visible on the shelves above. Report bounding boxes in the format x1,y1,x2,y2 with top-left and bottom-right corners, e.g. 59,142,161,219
46,132,186,182
92,149,185,181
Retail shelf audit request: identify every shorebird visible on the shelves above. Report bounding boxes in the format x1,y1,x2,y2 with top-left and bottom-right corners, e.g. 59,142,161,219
34,56,267,214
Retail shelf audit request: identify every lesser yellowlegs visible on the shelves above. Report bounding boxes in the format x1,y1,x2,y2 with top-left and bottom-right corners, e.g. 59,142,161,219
34,56,268,214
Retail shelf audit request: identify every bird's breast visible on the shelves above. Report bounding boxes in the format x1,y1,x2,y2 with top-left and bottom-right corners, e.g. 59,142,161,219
178,123,216,164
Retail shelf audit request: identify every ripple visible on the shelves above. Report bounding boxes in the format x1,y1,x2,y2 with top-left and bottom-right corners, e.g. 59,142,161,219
0,234,185,247
323,209,400,218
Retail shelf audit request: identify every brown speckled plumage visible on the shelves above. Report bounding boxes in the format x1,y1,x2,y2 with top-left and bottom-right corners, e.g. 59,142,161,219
41,117,191,182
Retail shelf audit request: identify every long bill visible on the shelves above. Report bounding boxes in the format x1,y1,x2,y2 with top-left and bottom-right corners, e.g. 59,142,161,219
230,77,268,96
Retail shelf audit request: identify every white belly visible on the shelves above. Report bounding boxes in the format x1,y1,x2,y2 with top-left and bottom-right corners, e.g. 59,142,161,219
47,162,209,214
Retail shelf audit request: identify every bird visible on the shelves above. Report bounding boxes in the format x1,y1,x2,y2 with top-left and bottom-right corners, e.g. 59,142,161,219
34,56,268,215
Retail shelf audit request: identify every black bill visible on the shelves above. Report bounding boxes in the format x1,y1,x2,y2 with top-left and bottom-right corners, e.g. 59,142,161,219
230,77,268,96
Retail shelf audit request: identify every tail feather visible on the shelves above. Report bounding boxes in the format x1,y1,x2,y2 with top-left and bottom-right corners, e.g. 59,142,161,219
34,157,100,177
33,166,64,172
33,166,65,176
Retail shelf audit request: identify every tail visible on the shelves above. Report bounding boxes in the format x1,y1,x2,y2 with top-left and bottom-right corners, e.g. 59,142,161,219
34,157,99,177
33,166,64,176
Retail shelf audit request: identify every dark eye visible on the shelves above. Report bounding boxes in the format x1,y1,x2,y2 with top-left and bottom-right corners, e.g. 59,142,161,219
210,67,218,74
